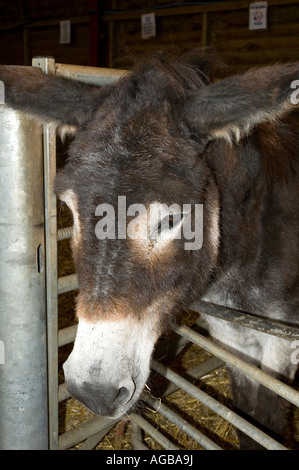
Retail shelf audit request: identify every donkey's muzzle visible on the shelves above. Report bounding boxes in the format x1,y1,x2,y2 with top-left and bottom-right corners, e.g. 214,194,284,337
65,376,136,417
62,316,157,418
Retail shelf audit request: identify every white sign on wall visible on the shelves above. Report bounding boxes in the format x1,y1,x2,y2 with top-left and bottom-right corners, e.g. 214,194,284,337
141,13,156,39
249,2,268,30
60,20,71,44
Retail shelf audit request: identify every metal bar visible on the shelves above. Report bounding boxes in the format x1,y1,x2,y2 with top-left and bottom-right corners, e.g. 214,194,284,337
160,357,224,398
130,414,179,450
151,360,287,450
173,324,299,407
32,57,59,450
57,226,73,241
59,383,70,402
154,314,209,360
0,105,48,449
142,394,222,450
155,331,194,359
58,296,299,342
131,438,149,451
58,273,78,295
58,324,77,347
59,415,120,450
78,425,115,450
55,63,128,86
131,422,149,450
191,300,299,340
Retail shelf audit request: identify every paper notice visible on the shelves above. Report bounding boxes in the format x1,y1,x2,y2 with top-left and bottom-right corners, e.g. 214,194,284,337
141,13,156,39
249,2,267,30
60,20,71,44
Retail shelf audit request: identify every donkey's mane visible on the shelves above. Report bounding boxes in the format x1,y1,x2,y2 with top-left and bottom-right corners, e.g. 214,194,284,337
116,49,223,107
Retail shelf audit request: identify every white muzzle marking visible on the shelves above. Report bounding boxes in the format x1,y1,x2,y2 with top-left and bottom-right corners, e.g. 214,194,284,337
63,315,159,418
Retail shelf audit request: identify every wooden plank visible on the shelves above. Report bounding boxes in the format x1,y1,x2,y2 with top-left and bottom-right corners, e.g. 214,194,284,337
24,0,87,21
215,35,299,51
27,16,89,28
116,23,203,47
28,23,90,66
103,0,299,22
212,23,299,40
221,48,299,65
201,12,209,47
0,29,24,64
0,15,89,31
110,1,299,70
89,0,99,66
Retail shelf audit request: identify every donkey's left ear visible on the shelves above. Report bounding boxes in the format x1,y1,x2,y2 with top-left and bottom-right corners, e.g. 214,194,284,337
0,65,115,133
182,63,299,144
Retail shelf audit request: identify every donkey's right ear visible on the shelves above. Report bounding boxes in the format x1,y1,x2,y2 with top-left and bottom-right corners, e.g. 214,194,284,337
0,65,114,133
181,62,299,145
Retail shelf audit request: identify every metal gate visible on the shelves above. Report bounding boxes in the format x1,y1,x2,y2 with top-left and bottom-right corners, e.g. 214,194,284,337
0,58,298,450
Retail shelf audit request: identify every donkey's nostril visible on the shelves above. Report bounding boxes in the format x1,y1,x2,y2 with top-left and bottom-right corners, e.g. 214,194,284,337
64,376,136,416
112,386,132,408
111,379,136,409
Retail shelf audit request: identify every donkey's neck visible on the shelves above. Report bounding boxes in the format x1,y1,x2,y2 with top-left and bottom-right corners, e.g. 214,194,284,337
206,137,264,269
204,133,299,319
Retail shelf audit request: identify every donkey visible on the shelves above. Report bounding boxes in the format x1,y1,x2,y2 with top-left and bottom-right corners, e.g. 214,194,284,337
0,51,298,449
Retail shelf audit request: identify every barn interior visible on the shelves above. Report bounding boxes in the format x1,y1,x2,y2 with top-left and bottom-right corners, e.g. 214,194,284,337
0,0,299,451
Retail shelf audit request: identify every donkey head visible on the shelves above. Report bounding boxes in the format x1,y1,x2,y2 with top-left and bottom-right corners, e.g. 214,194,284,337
1,52,298,418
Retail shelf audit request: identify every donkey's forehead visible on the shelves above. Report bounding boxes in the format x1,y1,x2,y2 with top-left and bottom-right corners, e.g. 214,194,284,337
58,160,201,212
57,134,200,204
73,97,196,163
55,97,202,204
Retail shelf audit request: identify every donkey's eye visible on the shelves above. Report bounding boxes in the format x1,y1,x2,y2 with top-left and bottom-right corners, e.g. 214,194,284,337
152,213,184,240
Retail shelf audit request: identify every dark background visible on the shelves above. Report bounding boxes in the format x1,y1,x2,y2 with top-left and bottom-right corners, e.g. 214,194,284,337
0,0,298,71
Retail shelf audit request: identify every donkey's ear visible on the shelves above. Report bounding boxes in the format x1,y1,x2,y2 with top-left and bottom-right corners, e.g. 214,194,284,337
182,63,299,144
0,65,114,133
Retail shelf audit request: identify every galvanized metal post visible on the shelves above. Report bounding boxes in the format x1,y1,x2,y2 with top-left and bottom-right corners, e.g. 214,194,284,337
0,105,48,449
32,57,59,450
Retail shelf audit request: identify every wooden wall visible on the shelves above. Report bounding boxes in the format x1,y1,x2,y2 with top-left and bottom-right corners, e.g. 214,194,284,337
104,0,299,72
0,1,298,70
0,0,93,66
